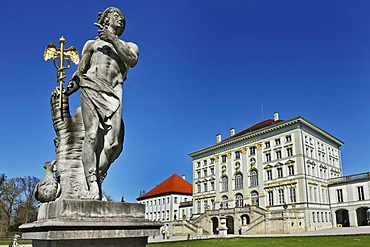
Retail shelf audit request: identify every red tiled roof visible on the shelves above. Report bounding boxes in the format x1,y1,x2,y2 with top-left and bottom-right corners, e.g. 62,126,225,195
222,119,284,142
137,174,192,200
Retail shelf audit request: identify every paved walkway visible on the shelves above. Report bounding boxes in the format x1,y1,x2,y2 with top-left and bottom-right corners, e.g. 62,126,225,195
2,226,369,246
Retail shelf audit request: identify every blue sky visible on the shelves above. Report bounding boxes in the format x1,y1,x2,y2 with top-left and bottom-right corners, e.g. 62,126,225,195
1,0,370,202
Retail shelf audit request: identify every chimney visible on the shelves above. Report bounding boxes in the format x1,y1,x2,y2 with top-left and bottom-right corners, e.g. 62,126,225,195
182,175,186,180
216,134,222,143
273,112,279,121
230,128,235,136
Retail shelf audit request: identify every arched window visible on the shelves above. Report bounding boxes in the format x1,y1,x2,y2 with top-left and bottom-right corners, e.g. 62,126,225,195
250,170,258,187
222,176,228,191
235,193,243,207
235,173,243,189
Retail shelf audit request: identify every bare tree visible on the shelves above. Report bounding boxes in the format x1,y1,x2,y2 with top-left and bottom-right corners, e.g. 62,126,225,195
17,176,40,224
0,174,6,236
0,177,22,236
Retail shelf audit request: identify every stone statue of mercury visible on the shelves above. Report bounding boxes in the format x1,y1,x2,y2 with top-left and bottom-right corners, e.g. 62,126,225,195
64,7,139,199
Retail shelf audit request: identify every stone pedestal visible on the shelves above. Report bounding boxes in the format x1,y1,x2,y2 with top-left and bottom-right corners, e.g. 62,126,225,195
219,216,228,238
19,199,161,247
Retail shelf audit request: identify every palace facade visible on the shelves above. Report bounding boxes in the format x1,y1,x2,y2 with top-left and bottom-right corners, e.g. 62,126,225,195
138,113,369,235
188,113,344,233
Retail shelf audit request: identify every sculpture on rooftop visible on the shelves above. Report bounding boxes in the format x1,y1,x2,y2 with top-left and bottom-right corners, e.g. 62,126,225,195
35,7,139,201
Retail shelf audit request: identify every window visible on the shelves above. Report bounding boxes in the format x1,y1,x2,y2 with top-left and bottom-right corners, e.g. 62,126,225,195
268,191,274,206
222,155,227,163
210,167,215,175
210,158,215,164
276,150,282,159
197,162,201,167
312,212,315,223
204,169,207,177
286,135,292,142
266,170,272,180
211,199,216,210
288,165,294,176
287,147,293,157
197,201,201,213
250,170,258,187
358,186,365,201
278,189,285,204
221,196,228,209
210,181,215,191
222,176,228,191
174,197,178,204
235,173,243,189
265,141,270,148
197,170,201,178
317,212,320,222
197,184,201,193
250,146,256,155
337,189,343,203
251,191,259,207
250,158,256,165
235,151,241,159
203,160,207,166
235,194,243,207
266,153,271,162
290,187,296,203
204,183,208,192
204,200,208,211
275,138,281,145
277,167,283,178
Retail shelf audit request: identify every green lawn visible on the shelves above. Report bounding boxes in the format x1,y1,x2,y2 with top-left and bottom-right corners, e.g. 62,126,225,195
0,239,32,246
0,235,368,246
147,235,370,247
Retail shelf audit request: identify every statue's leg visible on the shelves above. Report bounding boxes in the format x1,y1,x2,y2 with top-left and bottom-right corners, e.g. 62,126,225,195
81,98,101,200
98,114,124,179
98,84,124,179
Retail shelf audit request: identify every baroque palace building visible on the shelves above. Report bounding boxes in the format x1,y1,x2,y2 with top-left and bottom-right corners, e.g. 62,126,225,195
188,113,345,234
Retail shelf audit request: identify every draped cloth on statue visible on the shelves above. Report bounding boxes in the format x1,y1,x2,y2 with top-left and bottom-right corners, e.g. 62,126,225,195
80,74,120,130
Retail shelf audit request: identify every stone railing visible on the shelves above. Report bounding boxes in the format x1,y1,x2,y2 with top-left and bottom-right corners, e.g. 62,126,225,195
329,172,370,185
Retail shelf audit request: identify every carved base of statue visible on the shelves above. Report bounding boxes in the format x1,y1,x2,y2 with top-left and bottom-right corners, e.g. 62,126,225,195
20,199,162,247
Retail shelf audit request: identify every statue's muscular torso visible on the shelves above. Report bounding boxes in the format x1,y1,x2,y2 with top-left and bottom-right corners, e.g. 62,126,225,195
84,39,128,89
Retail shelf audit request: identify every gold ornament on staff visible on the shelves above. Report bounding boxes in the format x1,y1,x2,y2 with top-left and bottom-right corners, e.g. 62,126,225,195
44,36,79,109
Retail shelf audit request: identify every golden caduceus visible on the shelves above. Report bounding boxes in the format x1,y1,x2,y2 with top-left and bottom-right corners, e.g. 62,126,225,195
44,36,79,109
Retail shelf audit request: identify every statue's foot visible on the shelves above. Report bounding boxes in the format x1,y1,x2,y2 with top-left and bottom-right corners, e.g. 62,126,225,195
87,181,100,200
